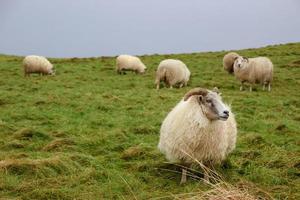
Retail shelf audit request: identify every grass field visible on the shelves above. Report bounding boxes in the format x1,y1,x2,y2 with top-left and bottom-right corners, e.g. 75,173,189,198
0,43,299,200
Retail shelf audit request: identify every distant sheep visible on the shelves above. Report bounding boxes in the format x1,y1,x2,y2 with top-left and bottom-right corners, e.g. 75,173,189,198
233,56,273,91
116,55,147,74
23,55,55,76
223,52,239,74
158,87,237,184
155,59,190,89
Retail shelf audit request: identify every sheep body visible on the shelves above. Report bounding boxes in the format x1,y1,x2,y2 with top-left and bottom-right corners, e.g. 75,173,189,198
233,56,273,91
158,92,237,166
116,55,146,74
223,52,239,74
23,55,54,76
155,59,190,89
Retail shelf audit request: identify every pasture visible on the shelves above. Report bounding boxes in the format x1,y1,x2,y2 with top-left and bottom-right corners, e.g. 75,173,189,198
0,43,299,199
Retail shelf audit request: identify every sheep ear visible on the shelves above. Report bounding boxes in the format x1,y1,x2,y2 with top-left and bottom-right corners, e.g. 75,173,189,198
212,87,219,94
233,56,239,60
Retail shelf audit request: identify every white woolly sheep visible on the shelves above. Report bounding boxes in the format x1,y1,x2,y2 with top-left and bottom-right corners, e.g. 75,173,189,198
23,55,55,76
158,87,237,184
223,52,239,74
116,55,147,74
233,56,273,92
155,59,191,89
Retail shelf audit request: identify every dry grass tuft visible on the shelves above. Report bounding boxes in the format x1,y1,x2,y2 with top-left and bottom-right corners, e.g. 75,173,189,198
152,182,262,200
42,138,75,151
154,152,274,200
287,59,300,68
5,140,25,149
0,156,62,174
9,153,29,159
196,183,256,200
121,146,144,159
13,128,50,140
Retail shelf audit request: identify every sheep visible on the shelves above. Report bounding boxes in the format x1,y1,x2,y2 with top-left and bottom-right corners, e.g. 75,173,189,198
116,55,147,74
223,52,239,74
158,87,237,184
155,59,191,89
23,55,55,76
233,56,273,92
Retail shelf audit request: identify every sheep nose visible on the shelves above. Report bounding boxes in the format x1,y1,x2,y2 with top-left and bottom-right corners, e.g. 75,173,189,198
223,110,229,116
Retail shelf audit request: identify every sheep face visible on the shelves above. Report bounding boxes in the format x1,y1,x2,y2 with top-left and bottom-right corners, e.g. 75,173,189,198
200,92,229,121
234,56,248,69
48,67,55,75
184,88,229,121
138,67,146,74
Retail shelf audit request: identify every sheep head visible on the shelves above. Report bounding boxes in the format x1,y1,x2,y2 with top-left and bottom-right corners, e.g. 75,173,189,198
234,56,249,69
48,65,56,75
184,87,229,121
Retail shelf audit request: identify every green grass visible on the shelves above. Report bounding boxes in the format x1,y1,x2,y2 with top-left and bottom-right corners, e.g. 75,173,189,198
0,43,299,199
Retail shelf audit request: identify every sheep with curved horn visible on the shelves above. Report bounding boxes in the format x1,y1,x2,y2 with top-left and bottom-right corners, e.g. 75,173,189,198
158,87,237,184
233,56,273,91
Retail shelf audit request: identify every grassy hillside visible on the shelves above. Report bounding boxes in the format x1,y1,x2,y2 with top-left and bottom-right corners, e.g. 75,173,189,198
0,43,299,200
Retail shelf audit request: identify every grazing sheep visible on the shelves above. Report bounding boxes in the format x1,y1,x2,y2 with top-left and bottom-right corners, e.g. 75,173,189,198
158,87,237,184
23,55,55,76
155,59,191,89
223,52,239,74
233,56,273,92
116,55,147,74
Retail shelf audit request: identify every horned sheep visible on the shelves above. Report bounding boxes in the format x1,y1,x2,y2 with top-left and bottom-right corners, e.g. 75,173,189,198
155,59,190,89
158,87,237,184
23,55,55,76
116,55,147,74
233,56,273,91
223,52,239,74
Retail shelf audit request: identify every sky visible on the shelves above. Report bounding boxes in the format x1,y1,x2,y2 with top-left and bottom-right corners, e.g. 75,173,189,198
0,0,300,58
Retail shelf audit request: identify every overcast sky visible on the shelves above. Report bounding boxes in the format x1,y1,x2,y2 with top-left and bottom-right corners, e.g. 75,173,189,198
0,0,300,58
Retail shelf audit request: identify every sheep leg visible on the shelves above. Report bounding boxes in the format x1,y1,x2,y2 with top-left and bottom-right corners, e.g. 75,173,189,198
249,85,252,92
268,83,271,91
180,168,187,185
179,83,184,88
156,84,160,90
239,82,244,91
263,84,265,91
170,85,173,89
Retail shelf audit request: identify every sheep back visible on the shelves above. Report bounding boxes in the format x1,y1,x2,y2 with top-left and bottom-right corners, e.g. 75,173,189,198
116,55,146,73
23,55,54,75
223,52,239,74
155,59,190,87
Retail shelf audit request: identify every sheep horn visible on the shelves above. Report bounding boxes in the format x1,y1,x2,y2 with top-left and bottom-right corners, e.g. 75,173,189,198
184,88,208,101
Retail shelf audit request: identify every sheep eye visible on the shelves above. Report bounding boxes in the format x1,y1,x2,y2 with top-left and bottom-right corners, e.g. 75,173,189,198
206,99,212,103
